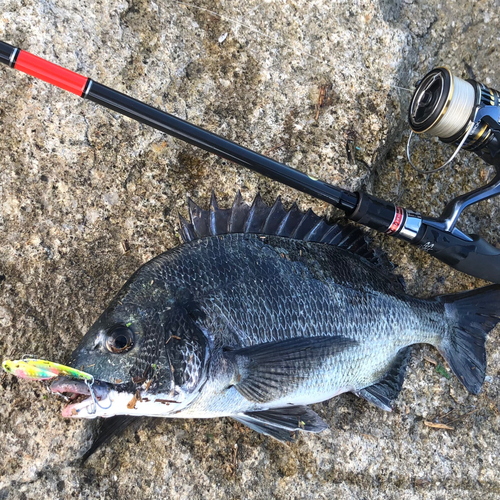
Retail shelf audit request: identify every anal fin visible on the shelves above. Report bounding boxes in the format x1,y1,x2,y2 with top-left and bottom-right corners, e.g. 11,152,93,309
233,405,328,442
354,347,411,411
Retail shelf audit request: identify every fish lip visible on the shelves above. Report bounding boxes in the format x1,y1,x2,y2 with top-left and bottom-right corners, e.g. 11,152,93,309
50,377,111,417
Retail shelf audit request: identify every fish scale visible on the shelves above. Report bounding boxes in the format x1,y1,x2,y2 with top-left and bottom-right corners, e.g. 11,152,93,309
162,234,420,349
155,235,430,406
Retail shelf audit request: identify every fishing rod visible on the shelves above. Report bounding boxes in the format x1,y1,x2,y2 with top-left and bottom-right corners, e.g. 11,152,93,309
2,41,500,283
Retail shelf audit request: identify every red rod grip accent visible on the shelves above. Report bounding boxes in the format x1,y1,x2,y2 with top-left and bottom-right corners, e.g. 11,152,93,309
15,50,88,96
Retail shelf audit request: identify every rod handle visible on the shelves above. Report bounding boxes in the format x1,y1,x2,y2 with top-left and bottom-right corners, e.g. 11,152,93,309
417,225,500,283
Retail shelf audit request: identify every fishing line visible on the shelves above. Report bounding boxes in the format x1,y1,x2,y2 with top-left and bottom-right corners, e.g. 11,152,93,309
173,0,412,95
21,354,38,360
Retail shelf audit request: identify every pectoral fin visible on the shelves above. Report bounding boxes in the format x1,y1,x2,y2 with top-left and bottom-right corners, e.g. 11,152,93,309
354,347,411,411
233,405,328,442
224,336,357,403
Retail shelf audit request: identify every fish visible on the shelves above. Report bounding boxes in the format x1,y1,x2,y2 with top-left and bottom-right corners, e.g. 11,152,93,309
50,192,500,448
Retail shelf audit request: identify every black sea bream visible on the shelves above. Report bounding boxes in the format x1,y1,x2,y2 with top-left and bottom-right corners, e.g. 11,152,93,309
51,193,500,443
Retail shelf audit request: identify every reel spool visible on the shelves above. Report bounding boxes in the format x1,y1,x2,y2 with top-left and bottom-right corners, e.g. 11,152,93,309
408,67,500,171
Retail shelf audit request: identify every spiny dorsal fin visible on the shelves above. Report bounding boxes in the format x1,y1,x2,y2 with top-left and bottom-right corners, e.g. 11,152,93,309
210,191,232,236
229,190,251,232
178,192,401,284
187,198,209,239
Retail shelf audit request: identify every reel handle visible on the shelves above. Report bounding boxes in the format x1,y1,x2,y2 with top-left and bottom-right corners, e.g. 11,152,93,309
416,225,500,283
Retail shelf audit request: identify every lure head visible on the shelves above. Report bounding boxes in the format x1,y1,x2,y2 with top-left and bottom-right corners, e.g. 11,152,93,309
53,256,210,418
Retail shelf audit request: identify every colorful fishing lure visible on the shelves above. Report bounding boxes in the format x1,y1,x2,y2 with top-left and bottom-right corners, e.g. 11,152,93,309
2,359,93,382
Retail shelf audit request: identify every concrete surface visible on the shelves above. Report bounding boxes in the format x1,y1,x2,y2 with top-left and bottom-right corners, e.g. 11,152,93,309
0,0,499,498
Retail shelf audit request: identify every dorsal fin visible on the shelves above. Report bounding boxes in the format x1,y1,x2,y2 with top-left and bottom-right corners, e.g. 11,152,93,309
229,191,251,232
178,192,402,285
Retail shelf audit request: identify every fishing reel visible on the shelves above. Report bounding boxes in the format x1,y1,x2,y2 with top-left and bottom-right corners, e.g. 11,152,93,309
351,68,500,282
409,68,500,166
404,68,500,281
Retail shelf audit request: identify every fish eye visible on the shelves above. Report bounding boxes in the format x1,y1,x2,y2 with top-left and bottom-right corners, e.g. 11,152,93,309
105,325,135,354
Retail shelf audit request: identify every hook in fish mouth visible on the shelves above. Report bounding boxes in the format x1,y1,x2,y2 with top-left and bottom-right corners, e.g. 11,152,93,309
50,377,111,417
50,376,187,420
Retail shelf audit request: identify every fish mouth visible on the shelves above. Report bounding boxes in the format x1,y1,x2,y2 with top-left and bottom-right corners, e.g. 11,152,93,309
50,377,111,417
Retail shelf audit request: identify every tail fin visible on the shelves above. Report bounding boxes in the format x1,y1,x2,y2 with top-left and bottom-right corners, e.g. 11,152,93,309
437,285,500,394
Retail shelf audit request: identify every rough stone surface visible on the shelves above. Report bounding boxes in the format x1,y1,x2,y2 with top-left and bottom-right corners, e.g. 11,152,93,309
1,0,500,498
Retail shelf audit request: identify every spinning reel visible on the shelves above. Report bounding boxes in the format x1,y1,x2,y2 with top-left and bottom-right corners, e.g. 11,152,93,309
404,68,500,280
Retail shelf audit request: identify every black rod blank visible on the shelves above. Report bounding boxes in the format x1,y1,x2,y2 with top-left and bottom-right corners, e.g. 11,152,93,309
85,81,358,212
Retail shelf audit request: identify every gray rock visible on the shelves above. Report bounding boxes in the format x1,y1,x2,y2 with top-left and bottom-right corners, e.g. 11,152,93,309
0,0,499,498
